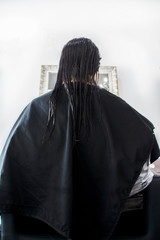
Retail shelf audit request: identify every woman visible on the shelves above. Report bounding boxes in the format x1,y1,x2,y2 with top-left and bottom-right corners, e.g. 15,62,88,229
0,38,159,240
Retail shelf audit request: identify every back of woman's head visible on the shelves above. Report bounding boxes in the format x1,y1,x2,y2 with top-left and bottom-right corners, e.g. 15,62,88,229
46,37,101,142
58,37,100,84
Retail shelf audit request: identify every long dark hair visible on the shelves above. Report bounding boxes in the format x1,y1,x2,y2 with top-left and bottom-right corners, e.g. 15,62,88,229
44,37,101,142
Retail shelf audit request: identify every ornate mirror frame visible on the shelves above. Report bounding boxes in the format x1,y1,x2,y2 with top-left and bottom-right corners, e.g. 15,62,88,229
39,65,119,96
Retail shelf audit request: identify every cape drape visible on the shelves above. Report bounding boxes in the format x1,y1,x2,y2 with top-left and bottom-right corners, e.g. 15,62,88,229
0,86,155,240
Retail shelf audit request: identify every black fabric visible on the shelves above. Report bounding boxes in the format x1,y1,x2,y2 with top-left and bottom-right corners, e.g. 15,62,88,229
111,176,160,240
0,86,155,240
150,135,160,163
2,178,160,240
122,191,144,212
1,213,68,240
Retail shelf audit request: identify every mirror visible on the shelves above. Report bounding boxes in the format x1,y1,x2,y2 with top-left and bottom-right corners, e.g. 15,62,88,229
39,65,119,96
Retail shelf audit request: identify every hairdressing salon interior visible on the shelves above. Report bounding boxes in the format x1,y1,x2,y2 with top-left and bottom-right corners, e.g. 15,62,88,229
0,0,160,239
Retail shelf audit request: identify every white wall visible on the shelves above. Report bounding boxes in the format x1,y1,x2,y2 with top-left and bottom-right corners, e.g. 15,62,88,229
0,0,160,152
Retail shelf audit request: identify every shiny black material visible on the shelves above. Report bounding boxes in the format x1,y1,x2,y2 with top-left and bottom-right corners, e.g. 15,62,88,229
2,177,160,240
0,86,155,239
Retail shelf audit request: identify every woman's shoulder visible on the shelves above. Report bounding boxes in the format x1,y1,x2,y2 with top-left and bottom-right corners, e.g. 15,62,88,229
31,91,52,106
95,86,127,107
98,86,122,100
96,87,154,131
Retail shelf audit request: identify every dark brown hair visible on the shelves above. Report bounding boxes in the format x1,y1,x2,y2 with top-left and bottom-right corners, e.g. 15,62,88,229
45,37,101,142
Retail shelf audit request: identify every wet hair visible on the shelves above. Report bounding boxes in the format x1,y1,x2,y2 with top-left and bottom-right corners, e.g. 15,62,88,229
44,37,101,143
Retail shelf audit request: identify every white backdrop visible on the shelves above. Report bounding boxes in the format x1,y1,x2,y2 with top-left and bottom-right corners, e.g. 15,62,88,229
0,0,160,153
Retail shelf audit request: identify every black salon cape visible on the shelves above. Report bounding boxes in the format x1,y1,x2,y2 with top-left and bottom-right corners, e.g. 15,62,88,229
0,86,155,240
